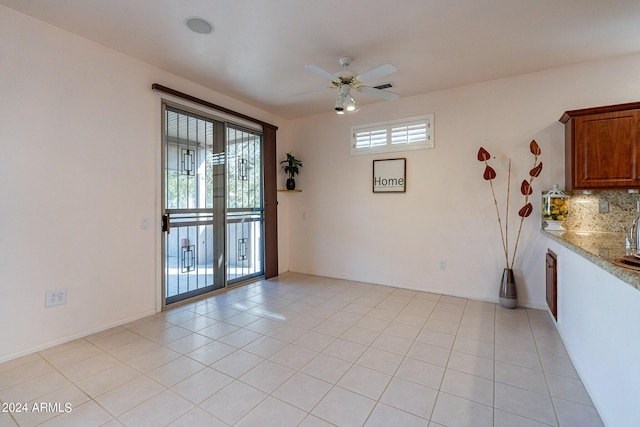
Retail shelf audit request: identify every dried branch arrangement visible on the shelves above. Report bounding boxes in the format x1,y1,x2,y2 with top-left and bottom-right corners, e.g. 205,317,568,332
477,140,543,269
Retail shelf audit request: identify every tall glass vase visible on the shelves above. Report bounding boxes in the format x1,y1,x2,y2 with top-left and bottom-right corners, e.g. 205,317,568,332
499,268,517,309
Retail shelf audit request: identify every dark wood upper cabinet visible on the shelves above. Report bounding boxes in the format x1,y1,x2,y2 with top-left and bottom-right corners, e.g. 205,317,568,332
561,102,640,190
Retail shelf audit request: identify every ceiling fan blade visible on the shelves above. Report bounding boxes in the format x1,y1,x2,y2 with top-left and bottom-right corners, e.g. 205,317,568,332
359,86,399,100
305,64,339,82
356,64,397,83
291,86,330,97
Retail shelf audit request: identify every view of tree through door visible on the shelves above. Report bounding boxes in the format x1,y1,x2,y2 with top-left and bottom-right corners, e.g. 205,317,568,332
162,104,264,305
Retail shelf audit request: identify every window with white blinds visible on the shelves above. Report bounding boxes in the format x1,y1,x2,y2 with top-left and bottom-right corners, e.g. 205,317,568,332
351,114,434,155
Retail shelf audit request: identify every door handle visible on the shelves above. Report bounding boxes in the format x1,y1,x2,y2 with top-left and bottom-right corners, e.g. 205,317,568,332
162,213,170,233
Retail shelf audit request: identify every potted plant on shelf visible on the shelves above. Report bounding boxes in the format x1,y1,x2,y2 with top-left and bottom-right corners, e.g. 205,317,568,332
280,152,303,190
476,140,543,308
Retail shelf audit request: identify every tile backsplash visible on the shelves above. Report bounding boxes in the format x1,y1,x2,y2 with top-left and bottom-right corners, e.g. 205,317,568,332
543,190,640,233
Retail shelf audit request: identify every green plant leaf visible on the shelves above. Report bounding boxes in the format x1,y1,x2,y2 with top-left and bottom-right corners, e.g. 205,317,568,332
281,152,302,178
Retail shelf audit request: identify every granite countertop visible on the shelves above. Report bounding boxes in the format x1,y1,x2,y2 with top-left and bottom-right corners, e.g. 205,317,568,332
541,229,640,291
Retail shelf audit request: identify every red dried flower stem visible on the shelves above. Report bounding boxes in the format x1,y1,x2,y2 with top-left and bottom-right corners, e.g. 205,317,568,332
484,158,510,267
478,141,542,271
510,153,540,269
505,159,511,268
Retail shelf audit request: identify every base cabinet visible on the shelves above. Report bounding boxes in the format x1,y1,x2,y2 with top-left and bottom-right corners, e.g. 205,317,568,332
545,240,640,427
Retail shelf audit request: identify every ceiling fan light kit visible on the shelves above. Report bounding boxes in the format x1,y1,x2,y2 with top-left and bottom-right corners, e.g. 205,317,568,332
335,83,358,114
305,56,399,114
344,95,357,112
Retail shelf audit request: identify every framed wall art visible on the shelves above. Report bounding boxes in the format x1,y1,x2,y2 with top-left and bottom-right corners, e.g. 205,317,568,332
373,158,406,193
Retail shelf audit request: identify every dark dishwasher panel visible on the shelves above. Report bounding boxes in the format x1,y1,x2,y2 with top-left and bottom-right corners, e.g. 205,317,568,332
546,249,558,320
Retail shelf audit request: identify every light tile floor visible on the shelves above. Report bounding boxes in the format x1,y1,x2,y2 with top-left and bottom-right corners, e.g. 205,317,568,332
0,273,605,426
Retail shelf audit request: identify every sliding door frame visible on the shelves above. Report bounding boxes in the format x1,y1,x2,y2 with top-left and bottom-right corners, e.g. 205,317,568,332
154,85,278,310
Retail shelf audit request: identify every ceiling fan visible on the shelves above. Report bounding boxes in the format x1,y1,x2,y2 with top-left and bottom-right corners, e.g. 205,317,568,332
305,56,399,114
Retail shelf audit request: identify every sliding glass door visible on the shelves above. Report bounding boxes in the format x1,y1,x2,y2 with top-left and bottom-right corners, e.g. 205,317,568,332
226,126,264,285
161,104,264,305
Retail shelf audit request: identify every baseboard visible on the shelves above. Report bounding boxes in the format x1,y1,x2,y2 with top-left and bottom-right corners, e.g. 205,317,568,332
0,309,158,364
280,270,548,310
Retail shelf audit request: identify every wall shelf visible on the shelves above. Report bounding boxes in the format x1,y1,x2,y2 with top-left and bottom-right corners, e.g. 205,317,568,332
277,189,302,192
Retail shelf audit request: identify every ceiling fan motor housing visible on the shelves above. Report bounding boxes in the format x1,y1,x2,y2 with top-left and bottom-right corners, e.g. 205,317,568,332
336,56,357,85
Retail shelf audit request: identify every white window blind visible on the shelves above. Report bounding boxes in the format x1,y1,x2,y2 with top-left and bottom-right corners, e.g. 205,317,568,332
351,114,434,155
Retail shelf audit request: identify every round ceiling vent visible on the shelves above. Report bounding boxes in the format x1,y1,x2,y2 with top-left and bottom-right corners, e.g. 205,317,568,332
185,17,214,34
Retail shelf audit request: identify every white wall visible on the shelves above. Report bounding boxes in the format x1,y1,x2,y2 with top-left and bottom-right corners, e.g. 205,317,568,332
546,240,640,427
0,6,287,362
287,53,640,307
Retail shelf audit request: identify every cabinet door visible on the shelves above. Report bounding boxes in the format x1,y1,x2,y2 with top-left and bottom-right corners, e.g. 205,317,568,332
546,250,557,320
572,110,640,189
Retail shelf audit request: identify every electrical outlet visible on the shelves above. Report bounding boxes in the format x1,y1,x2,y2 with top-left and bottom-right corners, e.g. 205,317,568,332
45,288,67,307
598,201,609,213
439,260,446,270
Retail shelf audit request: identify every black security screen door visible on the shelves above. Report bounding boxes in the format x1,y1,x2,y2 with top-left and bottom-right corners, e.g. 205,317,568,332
162,103,265,305
226,126,264,285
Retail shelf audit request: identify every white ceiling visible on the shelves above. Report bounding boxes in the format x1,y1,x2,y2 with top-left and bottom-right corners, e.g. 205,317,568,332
3,0,640,119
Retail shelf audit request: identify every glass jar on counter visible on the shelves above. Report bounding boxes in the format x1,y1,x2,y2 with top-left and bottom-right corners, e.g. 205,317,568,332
543,184,569,230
